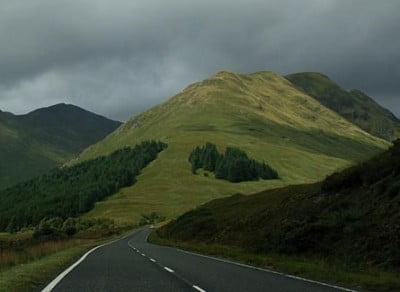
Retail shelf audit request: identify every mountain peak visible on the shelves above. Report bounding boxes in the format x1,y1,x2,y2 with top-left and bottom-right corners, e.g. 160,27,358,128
49,102,73,108
23,103,121,123
212,70,237,78
286,72,331,81
32,103,83,113
286,72,400,140
211,70,279,80
0,102,121,189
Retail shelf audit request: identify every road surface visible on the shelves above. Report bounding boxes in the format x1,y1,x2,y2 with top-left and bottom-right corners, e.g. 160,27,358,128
43,227,355,292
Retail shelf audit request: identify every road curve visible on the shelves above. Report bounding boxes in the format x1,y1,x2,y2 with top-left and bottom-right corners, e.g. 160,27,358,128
43,227,356,292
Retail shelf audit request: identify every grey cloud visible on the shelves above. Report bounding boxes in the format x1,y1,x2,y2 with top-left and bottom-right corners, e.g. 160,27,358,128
0,0,399,120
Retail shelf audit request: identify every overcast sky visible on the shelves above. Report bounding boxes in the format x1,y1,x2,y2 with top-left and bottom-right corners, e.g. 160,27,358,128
0,0,399,121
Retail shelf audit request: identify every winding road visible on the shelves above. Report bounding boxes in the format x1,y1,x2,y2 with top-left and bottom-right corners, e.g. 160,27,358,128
43,227,356,292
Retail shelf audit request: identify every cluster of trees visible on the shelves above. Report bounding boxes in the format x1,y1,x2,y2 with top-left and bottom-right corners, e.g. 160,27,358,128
139,212,166,226
0,141,167,232
32,217,116,239
189,142,278,182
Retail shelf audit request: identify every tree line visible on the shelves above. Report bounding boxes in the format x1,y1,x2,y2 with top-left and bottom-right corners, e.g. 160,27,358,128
0,141,167,232
189,142,278,182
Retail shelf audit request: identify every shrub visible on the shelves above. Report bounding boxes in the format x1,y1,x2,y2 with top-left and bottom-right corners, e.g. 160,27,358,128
65,226,77,236
139,212,166,225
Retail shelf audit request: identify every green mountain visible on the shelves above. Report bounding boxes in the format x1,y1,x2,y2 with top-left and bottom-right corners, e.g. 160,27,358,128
286,72,400,141
157,139,400,269
0,103,121,189
71,71,388,225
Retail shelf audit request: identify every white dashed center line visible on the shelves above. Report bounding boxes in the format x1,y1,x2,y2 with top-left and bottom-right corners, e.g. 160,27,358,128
164,267,174,273
128,237,206,292
193,285,207,292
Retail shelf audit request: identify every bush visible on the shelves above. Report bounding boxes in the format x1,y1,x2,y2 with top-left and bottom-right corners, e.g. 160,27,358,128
31,217,116,238
139,212,166,225
65,226,77,236
62,217,77,231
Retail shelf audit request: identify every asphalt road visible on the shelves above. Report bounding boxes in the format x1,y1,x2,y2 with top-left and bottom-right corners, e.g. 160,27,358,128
44,227,355,292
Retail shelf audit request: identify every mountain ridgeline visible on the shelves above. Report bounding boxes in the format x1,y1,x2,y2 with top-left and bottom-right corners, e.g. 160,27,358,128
286,72,400,141
189,142,278,182
0,103,121,189
157,140,400,268
0,141,167,232
69,70,389,225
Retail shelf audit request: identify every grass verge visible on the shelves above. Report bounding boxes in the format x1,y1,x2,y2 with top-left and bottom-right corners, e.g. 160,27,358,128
0,229,133,292
0,241,94,292
149,231,400,291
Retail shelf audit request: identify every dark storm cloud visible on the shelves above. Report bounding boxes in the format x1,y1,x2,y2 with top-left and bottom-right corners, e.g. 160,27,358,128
0,0,399,120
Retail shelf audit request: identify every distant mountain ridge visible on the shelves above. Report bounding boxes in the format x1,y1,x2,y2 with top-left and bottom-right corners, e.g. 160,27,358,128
0,103,121,189
286,72,400,141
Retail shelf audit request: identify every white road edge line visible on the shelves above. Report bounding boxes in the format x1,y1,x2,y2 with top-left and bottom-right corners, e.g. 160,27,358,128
164,267,174,273
177,249,356,292
193,285,207,292
149,258,156,262
42,231,134,292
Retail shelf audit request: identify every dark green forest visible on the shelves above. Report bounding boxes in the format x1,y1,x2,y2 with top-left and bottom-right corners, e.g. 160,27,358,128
189,142,278,182
0,141,167,232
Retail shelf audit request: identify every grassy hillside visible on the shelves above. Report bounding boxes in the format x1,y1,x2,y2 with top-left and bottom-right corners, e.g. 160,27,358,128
156,140,400,290
158,137,400,266
286,72,400,141
71,70,389,225
0,104,121,189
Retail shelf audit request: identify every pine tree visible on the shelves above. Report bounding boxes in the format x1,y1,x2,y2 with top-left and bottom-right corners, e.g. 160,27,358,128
203,143,219,171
